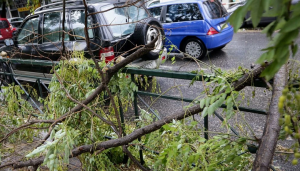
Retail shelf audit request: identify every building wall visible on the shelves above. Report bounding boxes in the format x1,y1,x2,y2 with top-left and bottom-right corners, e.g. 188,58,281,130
2,0,45,19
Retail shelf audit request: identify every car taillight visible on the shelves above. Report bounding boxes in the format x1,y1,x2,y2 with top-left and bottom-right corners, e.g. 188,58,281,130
100,46,115,63
207,27,219,35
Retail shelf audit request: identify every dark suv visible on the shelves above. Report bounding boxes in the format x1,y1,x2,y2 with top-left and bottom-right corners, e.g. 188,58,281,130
0,0,164,83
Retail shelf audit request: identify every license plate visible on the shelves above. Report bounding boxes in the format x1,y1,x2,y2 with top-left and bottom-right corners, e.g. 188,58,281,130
220,23,228,30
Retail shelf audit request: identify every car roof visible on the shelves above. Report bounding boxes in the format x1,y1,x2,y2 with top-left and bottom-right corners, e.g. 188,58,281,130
148,0,205,8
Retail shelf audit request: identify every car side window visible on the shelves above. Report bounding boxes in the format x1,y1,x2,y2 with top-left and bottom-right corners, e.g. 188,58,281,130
166,3,203,23
43,12,61,43
43,12,70,43
70,10,94,39
17,17,39,44
149,7,162,20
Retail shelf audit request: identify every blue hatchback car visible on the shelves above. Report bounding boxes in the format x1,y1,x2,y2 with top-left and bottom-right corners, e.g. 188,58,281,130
148,0,234,59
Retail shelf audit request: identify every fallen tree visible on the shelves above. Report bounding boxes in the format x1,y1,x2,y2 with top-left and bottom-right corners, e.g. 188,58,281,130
0,0,300,170
0,61,269,169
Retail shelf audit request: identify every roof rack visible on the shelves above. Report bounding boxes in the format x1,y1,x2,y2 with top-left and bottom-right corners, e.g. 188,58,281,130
34,0,84,12
34,0,132,12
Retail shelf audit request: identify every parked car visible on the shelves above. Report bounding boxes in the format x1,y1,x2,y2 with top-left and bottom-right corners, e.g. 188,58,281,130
148,0,234,59
0,0,165,83
0,18,13,46
228,0,300,27
8,17,24,35
227,1,275,27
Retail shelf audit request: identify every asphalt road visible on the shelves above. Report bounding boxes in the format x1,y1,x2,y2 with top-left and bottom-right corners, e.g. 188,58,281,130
134,31,300,171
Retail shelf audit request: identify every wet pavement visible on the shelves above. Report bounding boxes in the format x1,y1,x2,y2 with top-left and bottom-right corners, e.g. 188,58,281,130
134,31,300,171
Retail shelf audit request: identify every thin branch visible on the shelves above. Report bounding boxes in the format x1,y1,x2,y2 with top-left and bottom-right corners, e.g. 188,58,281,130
0,120,54,143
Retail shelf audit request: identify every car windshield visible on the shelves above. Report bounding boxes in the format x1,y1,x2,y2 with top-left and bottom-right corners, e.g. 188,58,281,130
203,0,227,19
101,3,148,38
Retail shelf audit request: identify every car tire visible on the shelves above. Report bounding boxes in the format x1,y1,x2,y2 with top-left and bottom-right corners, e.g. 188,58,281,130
182,38,206,59
0,63,12,86
132,17,165,60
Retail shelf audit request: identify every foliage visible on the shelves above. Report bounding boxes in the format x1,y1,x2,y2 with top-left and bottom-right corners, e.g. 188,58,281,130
0,85,39,143
278,60,300,165
24,58,138,170
151,120,251,171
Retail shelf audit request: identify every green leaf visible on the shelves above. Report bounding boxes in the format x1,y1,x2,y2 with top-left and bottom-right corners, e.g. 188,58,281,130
292,44,298,56
274,18,286,31
280,15,300,33
262,21,276,36
210,96,216,105
275,30,299,46
228,6,248,32
202,107,208,117
250,0,264,27
261,52,289,81
256,49,275,64
200,99,205,108
262,0,271,11
208,104,215,115
291,2,300,17
205,97,210,107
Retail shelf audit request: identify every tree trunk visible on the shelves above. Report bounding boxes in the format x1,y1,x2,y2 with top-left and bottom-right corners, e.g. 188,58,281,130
252,65,287,170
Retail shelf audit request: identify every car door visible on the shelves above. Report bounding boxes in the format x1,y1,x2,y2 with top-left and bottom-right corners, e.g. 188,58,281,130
14,16,40,60
37,11,72,61
12,16,41,72
68,9,96,57
161,3,207,52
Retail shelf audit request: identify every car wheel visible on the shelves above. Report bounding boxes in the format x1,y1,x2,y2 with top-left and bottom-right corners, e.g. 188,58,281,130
182,38,206,59
0,63,12,86
132,17,165,60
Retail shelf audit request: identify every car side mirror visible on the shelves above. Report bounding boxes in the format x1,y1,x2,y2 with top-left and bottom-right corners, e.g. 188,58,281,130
4,39,14,46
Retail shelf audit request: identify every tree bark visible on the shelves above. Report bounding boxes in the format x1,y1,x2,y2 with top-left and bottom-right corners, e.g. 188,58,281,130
252,65,287,171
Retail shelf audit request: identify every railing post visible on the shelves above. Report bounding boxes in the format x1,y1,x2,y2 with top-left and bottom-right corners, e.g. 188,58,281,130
131,74,144,164
118,98,125,136
204,115,208,140
37,79,43,99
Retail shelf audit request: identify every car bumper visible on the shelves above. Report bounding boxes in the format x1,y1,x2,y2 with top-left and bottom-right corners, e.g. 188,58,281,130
199,27,234,50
